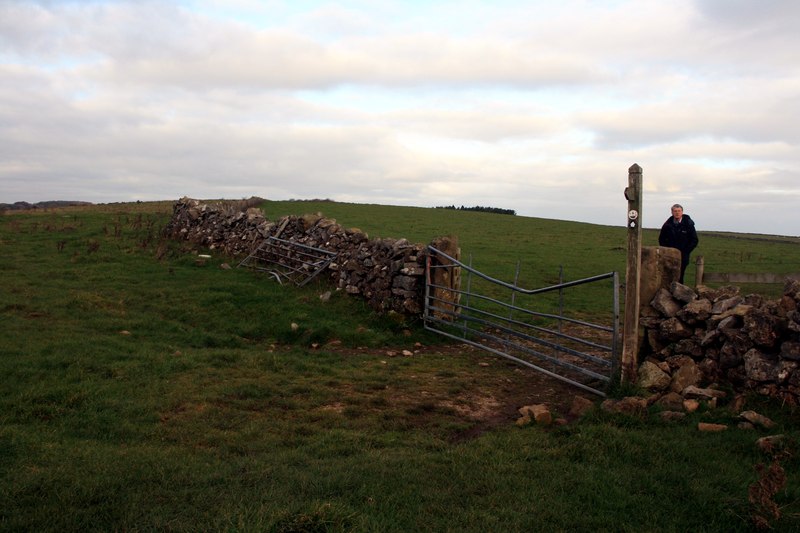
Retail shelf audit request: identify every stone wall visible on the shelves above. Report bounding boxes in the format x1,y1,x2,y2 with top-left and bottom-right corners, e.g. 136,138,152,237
163,197,458,316
638,277,800,406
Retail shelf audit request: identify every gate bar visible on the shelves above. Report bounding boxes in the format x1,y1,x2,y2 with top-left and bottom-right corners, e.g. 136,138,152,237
427,322,609,397
425,304,612,367
426,279,616,334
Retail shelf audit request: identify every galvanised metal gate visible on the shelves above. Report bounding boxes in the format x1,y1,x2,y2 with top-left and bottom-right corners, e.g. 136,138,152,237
424,246,620,397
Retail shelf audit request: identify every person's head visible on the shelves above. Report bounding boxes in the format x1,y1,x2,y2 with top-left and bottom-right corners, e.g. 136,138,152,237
671,204,683,220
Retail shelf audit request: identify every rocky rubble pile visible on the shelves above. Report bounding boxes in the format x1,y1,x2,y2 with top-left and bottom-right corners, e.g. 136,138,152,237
518,394,786,438
163,197,430,314
637,278,800,405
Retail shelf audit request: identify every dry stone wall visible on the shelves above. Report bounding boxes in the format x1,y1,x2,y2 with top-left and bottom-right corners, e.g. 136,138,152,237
163,197,450,315
638,278,800,406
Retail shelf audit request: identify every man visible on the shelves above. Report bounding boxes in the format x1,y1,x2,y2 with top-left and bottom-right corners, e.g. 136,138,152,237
658,204,699,284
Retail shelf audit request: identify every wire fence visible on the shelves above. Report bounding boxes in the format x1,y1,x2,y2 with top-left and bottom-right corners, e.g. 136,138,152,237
695,256,800,285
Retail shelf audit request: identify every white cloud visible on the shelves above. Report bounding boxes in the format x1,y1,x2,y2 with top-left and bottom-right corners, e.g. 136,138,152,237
0,0,797,236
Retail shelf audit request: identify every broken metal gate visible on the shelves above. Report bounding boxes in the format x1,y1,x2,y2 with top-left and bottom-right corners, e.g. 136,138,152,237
424,246,620,397
238,236,337,286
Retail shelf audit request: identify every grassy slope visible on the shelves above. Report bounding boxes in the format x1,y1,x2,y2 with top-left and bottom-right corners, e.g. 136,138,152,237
0,202,798,532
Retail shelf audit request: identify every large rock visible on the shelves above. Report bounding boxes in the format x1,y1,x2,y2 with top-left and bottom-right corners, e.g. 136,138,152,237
682,385,727,400
677,298,712,324
670,281,697,303
392,275,418,291
402,298,423,314
726,366,748,387
639,246,681,309
744,308,784,348
713,315,742,331
670,358,703,393
673,338,703,358
698,358,722,383
778,295,797,314
719,347,741,370
756,434,788,453
646,328,668,354
699,329,720,347
601,396,648,416
776,359,797,385
789,310,800,333
245,207,264,221
683,399,700,413
569,396,595,417
784,279,800,301
638,361,671,391
781,341,800,361
651,289,681,318
656,392,685,411
698,423,727,432
744,293,766,308
739,410,776,429
519,404,552,425
660,411,686,421
659,317,693,341
721,327,753,348
699,285,739,302
744,349,778,382
711,296,744,315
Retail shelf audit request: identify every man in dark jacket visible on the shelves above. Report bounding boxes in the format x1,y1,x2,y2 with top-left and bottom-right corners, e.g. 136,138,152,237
658,204,699,284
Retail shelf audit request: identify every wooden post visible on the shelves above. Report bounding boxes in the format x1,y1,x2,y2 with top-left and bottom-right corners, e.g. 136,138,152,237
695,255,704,287
621,164,643,384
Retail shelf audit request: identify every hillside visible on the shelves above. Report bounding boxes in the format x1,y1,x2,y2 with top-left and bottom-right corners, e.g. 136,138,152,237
0,200,93,211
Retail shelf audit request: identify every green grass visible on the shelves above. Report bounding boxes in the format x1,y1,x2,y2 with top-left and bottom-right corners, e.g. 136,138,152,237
1,202,799,531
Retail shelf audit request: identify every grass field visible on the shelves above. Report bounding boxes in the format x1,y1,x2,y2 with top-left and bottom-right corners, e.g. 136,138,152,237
1,201,799,531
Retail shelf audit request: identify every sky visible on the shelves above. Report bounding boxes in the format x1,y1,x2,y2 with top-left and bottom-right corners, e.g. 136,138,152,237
1,0,799,236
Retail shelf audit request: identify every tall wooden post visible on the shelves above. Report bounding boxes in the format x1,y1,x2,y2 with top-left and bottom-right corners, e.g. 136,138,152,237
621,164,643,384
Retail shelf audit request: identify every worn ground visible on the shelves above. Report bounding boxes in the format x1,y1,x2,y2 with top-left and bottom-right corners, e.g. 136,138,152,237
321,338,590,442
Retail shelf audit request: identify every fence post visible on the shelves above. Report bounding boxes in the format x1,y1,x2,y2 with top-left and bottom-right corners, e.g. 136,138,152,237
695,255,704,287
621,164,643,384
558,265,564,334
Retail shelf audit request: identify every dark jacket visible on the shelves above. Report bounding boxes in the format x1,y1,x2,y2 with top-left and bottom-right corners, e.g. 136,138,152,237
659,214,698,256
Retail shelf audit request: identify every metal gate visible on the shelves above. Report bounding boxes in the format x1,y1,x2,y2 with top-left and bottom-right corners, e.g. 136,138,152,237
238,236,338,286
424,246,620,397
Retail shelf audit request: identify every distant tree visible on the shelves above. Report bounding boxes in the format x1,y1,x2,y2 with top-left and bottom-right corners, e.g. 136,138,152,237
434,205,516,215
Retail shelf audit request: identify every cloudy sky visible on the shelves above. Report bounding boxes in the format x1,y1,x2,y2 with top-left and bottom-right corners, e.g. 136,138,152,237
1,0,798,235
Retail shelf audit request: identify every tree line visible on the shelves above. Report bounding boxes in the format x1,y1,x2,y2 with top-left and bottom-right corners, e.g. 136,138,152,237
435,205,516,216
